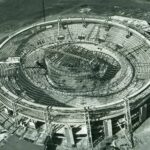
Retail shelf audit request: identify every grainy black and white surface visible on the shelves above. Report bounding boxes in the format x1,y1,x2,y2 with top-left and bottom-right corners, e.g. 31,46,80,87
1,0,150,150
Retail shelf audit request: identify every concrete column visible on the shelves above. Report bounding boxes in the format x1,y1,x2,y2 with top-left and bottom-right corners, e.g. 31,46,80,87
103,119,113,138
139,104,147,123
12,102,18,127
44,106,53,138
64,125,75,147
28,120,36,129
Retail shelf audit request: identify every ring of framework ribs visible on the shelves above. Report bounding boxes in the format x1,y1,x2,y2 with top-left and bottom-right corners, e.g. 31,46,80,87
0,18,150,124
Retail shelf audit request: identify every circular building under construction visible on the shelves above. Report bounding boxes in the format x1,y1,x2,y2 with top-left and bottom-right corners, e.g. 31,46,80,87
0,17,150,149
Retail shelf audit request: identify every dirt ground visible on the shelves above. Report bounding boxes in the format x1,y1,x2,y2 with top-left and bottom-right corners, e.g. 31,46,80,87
133,118,150,150
0,135,44,150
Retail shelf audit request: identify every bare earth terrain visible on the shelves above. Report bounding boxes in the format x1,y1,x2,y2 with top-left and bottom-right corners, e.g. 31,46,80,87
0,135,43,150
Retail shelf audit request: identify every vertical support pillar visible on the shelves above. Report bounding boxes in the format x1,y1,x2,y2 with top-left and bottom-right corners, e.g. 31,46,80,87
139,104,147,123
124,98,134,148
44,109,49,134
84,107,93,150
12,102,18,127
64,125,75,147
44,106,53,138
12,98,21,127
103,119,113,138
44,107,55,150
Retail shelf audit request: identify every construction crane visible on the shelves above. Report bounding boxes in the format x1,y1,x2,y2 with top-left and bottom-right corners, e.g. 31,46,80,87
57,17,65,41
82,17,88,28
66,24,74,41
44,106,54,150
